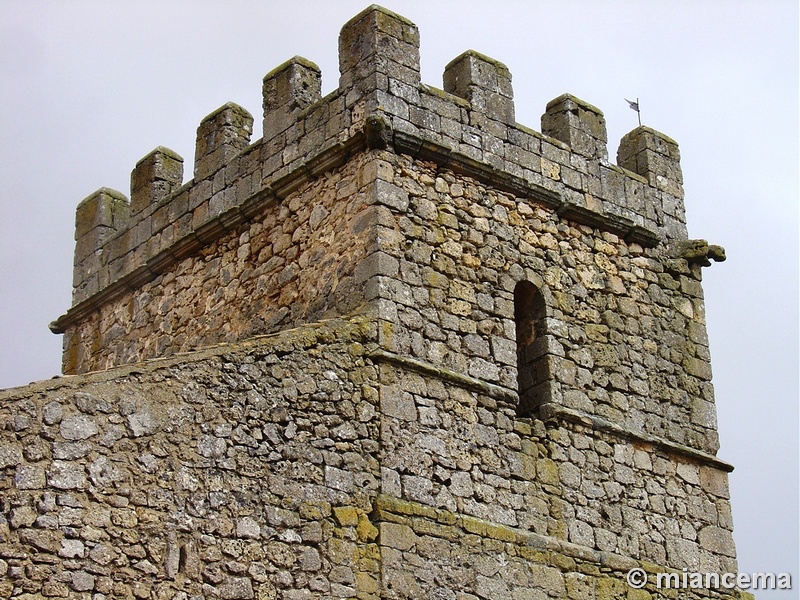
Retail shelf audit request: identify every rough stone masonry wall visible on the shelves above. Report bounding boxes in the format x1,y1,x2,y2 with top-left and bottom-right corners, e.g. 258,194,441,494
1,319,384,599
29,4,746,599
0,320,744,599
357,146,739,591
62,154,380,375
367,151,720,455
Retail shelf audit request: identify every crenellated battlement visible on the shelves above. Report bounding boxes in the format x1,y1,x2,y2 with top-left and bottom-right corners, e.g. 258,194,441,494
57,4,688,333
52,2,700,391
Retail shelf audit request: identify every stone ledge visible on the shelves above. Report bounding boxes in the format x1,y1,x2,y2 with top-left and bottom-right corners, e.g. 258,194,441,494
368,348,517,404
539,402,734,473
367,348,731,471
12,316,372,397
373,494,749,598
375,493,635,570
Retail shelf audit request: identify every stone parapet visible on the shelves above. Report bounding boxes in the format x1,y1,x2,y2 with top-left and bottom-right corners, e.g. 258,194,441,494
618,126,683,186
72,187,130,295
542,93,608,161
443,50,515,126
262,57,322,140
338,5,421,98
58,4,687,316
194,102,254,181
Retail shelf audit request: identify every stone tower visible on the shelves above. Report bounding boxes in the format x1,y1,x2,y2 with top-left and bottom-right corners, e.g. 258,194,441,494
0,6,747,599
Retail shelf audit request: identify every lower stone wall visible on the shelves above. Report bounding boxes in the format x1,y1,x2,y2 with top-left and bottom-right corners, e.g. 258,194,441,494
376,356,738,575
1,317,744,599
2,318,381,599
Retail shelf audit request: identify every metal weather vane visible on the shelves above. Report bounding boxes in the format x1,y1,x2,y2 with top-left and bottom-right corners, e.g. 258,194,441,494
625,98,642,127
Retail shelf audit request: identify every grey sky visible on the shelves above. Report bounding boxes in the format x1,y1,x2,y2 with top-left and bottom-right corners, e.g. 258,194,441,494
1,0,797,594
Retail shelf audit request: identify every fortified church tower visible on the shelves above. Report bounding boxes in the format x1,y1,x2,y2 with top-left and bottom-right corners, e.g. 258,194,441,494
1,6,747,599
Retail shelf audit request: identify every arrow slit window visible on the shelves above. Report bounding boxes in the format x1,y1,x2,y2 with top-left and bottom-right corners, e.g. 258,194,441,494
514,281,550,416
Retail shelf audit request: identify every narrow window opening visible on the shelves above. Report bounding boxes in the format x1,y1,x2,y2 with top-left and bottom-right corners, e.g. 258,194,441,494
514,281,549,416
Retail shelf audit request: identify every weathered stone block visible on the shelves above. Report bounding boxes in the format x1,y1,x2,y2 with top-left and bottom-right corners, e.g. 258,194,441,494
444,50,514,125
194,102,253,181
14,464,45,490
380,522,416,551
130,146,184,214
59,414,99,440
699,465,730,499
698,525,736,557
9,506,37,529
0,443,22,469
379,384,417,421
47,460,87,490
263,57,322,140
218,577,255,600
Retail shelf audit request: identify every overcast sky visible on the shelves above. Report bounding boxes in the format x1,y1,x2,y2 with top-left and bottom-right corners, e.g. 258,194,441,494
1,0,797,594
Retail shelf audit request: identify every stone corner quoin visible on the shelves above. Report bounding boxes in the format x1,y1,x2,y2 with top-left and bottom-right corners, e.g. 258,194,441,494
2,4,742,600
